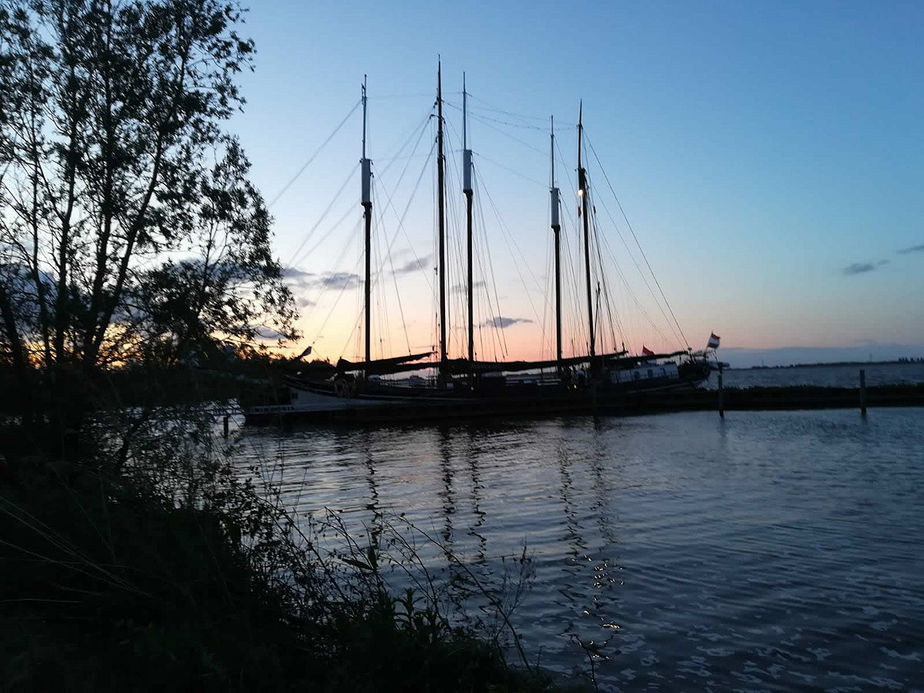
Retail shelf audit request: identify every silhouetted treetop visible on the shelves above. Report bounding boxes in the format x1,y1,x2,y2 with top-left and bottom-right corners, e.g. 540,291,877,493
0,0,295,425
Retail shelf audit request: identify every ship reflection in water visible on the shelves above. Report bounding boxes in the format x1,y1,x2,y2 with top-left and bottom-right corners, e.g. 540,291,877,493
239,407,924,689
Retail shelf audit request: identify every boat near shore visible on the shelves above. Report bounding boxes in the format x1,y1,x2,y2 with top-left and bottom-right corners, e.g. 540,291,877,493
245,67,716,425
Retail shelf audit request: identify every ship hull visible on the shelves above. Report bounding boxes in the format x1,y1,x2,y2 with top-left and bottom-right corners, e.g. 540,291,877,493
244,365,711,425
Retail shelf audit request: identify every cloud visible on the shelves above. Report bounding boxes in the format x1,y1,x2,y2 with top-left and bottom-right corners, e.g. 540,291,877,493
255,326,288,341
452,280,486,294
392,254,432,276
283,267,313,281
480,316,533,329
283,268,360,291
842,259,888,275
897,243,924,255
296,296,316,308
317,272,360,290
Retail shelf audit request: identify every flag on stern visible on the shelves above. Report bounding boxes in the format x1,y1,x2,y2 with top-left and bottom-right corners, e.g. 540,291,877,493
707,333,721,349
642,346,655,356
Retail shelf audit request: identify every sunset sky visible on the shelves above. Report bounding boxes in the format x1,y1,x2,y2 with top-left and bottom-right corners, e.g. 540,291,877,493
230,1,924,367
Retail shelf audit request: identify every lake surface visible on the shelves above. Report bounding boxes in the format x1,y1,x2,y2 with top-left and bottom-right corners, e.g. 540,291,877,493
239,407,924,690
713,361,924,389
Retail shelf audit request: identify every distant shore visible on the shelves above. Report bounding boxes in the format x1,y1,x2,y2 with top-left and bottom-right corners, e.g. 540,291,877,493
611,383,924,415
738,358,924,370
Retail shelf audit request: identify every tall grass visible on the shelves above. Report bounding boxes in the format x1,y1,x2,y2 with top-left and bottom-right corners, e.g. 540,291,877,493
0,406,578,691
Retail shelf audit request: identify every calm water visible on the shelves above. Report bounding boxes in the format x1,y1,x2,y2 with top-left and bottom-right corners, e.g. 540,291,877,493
714,361,924,389
239,407,924,690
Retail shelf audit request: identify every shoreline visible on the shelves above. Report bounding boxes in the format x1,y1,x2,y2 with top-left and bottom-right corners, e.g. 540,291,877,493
245,384,924,425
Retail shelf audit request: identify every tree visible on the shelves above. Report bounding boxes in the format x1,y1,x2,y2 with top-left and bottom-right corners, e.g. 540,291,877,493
0,0,294,431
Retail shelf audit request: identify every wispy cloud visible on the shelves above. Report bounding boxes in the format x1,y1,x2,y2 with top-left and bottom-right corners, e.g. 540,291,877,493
316,272,360,290
481,316,533,329
842,259,888,275
452,280,486,294
296,296,316,308
255,326,288,341
897,243,924,255
283,268,360,291
283,267,312,281
392,254,432,276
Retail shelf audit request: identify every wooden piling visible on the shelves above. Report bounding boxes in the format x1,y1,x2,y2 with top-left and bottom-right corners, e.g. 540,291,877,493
859,369,867,415
223,415,230,438
718,367,725,419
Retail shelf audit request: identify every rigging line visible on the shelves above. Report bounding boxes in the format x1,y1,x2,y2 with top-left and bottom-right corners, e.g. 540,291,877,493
596,214,672,346
375,122,436,294
268,98,361,208
591,178,677,337
541,218,554,360
477,169,543,328
473,174,508,359
581,159,682,347
562,220,583,358
446,144,468,357
375,106,433,181
479,167,546,301
585,133,690,348
590,205,625,351
466,93,562,124
290,202,356,275
379,140,436,297
475,153,546,188
308,223,364,347
375,154,431,162
371,178,413,355
464,111,548,156
594,203,673,346
444,100,547,132
339,300,365,364
286,163,358,269
371,91,435,100
595,188,684,350
371,196,398,360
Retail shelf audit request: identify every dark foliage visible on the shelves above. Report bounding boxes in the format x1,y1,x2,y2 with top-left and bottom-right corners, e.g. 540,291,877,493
0,0,295,437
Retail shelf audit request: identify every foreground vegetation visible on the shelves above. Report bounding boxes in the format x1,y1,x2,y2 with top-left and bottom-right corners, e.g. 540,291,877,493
0,420,574,691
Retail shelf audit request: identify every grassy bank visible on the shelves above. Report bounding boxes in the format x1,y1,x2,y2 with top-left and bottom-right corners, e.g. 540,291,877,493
0,441,571,691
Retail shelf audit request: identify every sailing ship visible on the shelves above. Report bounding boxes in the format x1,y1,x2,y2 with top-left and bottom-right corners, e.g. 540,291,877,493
245,66,716,424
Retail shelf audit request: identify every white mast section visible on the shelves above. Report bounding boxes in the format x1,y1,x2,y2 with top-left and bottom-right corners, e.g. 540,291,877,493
361,76,373,370
550,115,560,228
462,73,472,194
550,116,562,373
462,73,475,376
361,77,372,206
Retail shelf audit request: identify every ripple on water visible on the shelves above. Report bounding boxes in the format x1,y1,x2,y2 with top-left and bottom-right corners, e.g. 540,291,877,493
238,408,924,690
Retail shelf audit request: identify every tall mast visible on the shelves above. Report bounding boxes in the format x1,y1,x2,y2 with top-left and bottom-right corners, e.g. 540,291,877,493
463,73,474,381
577,101,595,362
437,61,448,382
361,75,373,374
550,116,562,376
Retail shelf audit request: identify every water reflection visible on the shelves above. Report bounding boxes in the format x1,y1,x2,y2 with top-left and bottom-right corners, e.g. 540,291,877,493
360,428,383,541
239,409,924,690
556,439,584,557
437,425,455,548
465,425,488,564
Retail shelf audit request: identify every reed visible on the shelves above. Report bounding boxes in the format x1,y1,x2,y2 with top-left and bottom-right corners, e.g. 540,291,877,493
0,413,578,691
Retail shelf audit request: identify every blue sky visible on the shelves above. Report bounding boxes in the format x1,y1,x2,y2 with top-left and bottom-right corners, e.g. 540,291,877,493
230,1,924,366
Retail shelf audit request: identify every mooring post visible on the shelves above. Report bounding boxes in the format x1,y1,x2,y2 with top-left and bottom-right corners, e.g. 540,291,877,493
223,415,230,438
859,369,867,416
718,364,725,419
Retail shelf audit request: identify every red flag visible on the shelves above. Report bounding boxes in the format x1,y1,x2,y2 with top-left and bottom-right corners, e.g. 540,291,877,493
642,346,655,356
707,333,721,349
